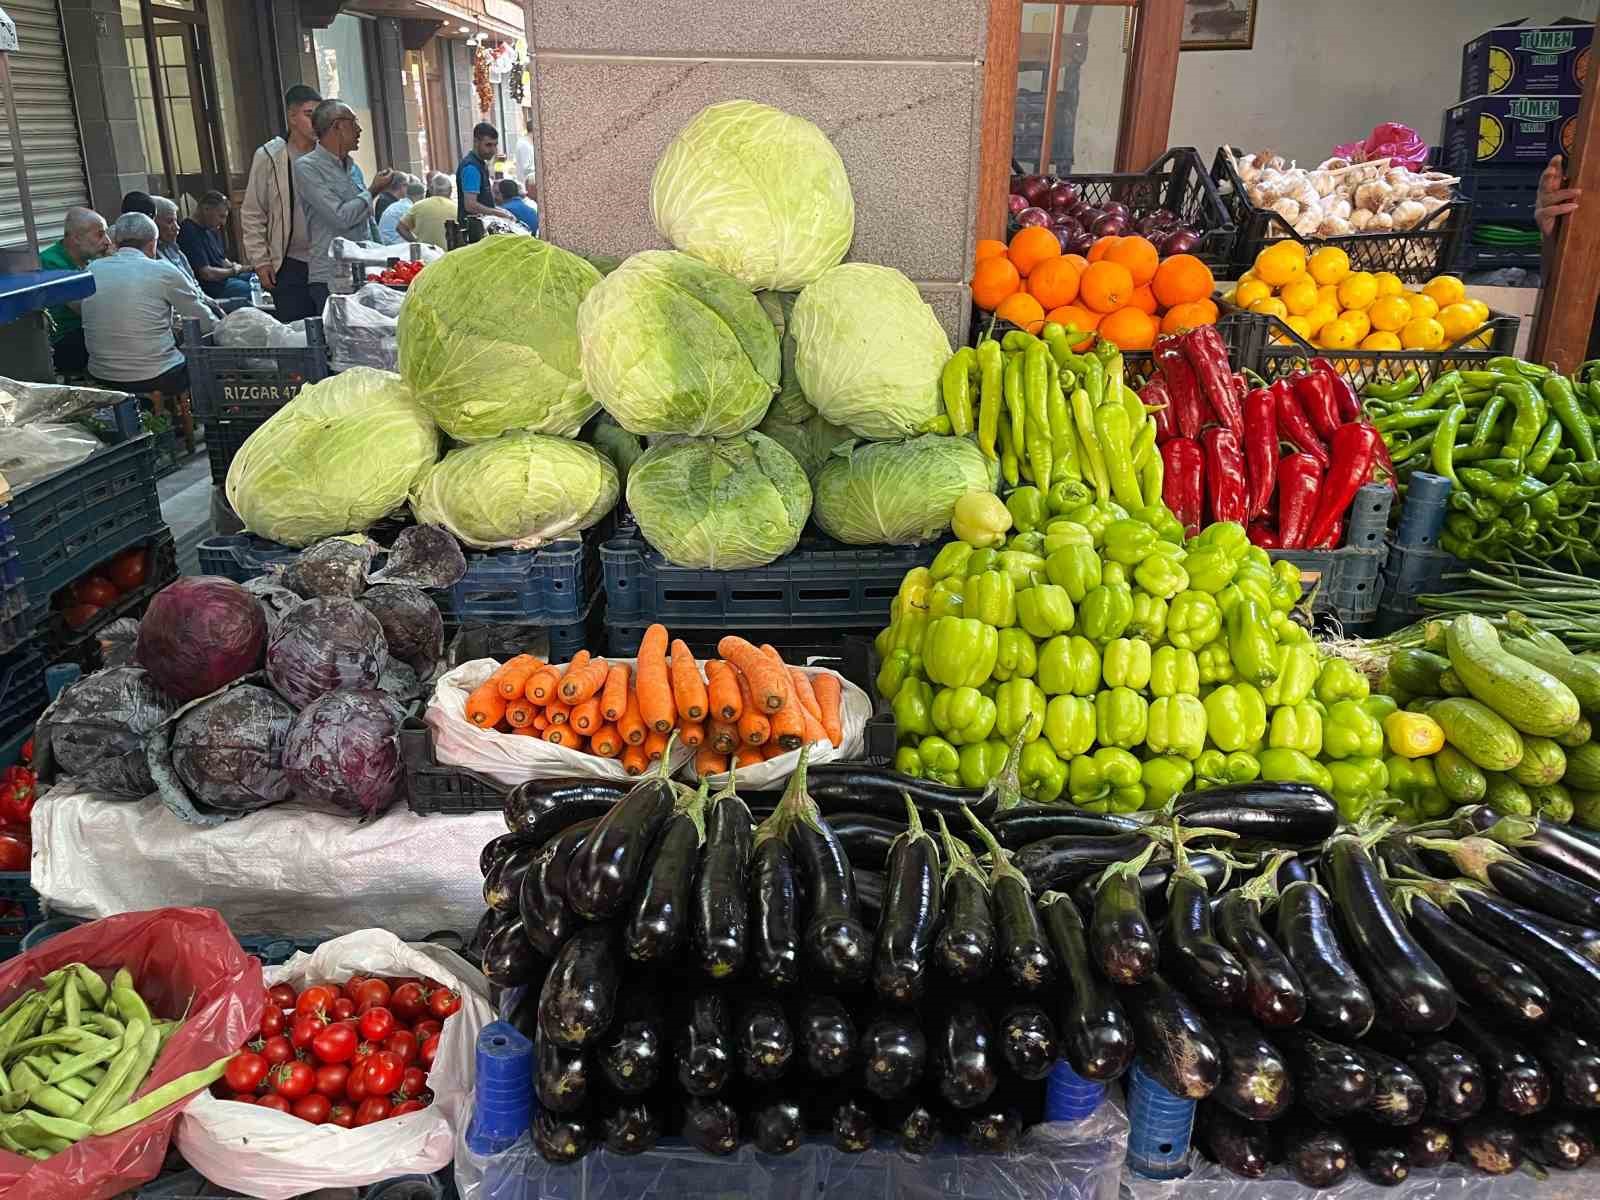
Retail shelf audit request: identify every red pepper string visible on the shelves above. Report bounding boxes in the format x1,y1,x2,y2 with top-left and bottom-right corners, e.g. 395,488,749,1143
1276,452,1324,549
1160,437,1205,536
1241,387,1279,520
1270,379,1330,469
1301,422,1383,549
1199,426,1248,525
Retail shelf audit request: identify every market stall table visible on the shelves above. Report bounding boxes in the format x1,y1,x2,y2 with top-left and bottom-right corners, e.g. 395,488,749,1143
0,267,93,383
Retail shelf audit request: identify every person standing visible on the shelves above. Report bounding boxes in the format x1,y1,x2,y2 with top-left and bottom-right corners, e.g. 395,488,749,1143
378,176,425,245
395,174,456,248
496,178,539,236
38,207,111,373
241,84,322,322
513,117,537,185
374,172,410,221
457,123,515,227
178,191,256,303
294,99,393,309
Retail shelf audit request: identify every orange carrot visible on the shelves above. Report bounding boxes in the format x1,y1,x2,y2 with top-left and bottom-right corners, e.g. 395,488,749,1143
618,687,647,746
717,637,786,711
679,720,706,748
636,624,674,733
545,699,572,726
496,654,544,699
555,650,591,693
620,744,649,776
510,725,540,737
570,697,603,735
734,745,763,768
788,667,824,723
694,747,729,779
668,640,709,722
708,720,740,755
600,664,630,724
643,729,669,763
505,698,538,728
762,738,788,760
704,659,742,722
524,666,561,703
591,724,623,758
758,646,804,750
732,668,771,746
543,725,582,750
465,681,507,728
812,673,844,747
559,656,609,705
533,712,550,732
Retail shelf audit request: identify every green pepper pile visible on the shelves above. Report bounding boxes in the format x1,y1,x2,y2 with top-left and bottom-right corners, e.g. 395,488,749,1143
875,491,1397,822
1365,356,1600,563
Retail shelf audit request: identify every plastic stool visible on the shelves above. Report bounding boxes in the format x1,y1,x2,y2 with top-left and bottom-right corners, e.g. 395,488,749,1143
1125,1060,1195,1179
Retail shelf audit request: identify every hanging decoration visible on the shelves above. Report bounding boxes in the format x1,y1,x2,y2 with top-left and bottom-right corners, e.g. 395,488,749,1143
473,45,493,115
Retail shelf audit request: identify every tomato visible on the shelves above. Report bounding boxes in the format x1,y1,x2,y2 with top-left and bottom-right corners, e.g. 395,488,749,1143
330,997,356,1021
359,1006,395,1043
399,1067,427,1098
72,576,118,607
223,1052,268,1095
313,1063,349,1098
346,1062,368,1102
268,984,297,1009
296,985,337,1019
63,603,101,630
0,766,36,827
311,1022,357,1064
290,1013,326,1050
229,1094,256,1105
363,1051,404,1094
327,1102,355,1128
383,1029,416,1066
0,834,29,873
256,1093,292,1114
354,978,391,1010
419,1035,440,1070
355,1096,391,1126
390,981,429,1022
107,547,148,593
258,1007,286,1038
390,1098,425,1116
428,988,462,1020
260,1036,295,1067
343,974,368,1002
411,1019,442,1045
269,1060,315,1099
291,1093,331,1124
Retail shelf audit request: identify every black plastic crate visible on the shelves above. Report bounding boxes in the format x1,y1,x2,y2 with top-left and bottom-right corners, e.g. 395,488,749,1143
1211,148,1470,283
0,872,43,960
0,643,47,741
1447,163,1542,224
1375,541,1471,635
1255,310,1520,393
1456,236,1543,274
402,718,508,816
25,529,177,672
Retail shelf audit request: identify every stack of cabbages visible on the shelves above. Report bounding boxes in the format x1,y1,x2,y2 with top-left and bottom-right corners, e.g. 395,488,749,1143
34,527,466,825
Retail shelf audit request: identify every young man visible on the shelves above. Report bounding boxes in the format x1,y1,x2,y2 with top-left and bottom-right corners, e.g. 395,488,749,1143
293,99,394,308
456,122,515,226
178,190,255,302
496,178,539,236
241,84,322,321
39,207,111,373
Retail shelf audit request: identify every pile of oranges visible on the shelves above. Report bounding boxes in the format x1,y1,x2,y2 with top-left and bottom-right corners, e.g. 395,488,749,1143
972,229,1219,351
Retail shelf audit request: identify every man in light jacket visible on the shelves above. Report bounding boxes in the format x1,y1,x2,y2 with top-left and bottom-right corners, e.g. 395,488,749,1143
294,99,394,308
240,84,321,322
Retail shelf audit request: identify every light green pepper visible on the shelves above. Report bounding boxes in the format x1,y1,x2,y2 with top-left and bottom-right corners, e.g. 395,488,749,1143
1043,695,1096,758
1044,544,1102,603
1008,530,1045,557
1194,748,1261,787
951,491,1012,548
1128,592,1169,642
927,576,966,619
1328,756,1389,824
1042,519,1095,557
1198,639,1236,685
1019,739,1066,802
1227,596,1280,688
958,740,1010,790
1268,702,1323,757
916,735,962,786
996,550,1047,591
992,628,1037,682
876,649,916,702
1134,503,1186,546
931,686,997,746
969,570,1017,628
1096,687,1149,749
891,678,934,739
930,542,974,581
1386,755,1450,819
1069,746,1144,811
1259,747,1334,792
1183,522,1249,592
1147,695,1207,760
964,547,1000,577
1323,699,1385,760
1102,519,1159,565
1133,548,1189,599
925,616,1000,689
1269,559,1303,612
1141,757,1194,810
1263,643,1320,706
1102,638,1153,690
1150,646,1200,697
1005,486,1049,534
995,679,1046,743
1203,683,1267,752
1038,635,1100,697
1079,580,1134,642
1315,658,1370,705
1061,501,1126,546
1048,479,1094,516
1362,694,1400,723
1016,584,1075,639
1167,590,1222,651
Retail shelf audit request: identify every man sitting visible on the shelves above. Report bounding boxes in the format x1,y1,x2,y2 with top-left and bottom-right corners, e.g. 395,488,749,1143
179,190,256,302
38,207,110,373
378,176,426,245
395,174,456,248
496,178,539,236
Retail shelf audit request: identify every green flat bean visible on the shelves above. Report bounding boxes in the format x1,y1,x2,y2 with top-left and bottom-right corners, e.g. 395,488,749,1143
98,1023,158,1116
71,966,107,1010
62,978,79,1031
9,1062,80,1120
74,1017,145,1125
82,1013,123,1038
18,1109,91,1142
46,1035,124,1084
91,1054,232,1137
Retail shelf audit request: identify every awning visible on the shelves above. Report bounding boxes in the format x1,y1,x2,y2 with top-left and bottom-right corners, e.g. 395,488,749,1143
343,0,523,41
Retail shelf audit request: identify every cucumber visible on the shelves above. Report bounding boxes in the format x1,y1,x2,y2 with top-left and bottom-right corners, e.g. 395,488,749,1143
1566,743,1600,791
1510,737,1567,788
1426,698,1525,773
1439,669,1468,697
1423,620,1451,654
1433,745,1487,804
1483,773,1535,818
1386,650,1451,698
1559,716,1593,749
1447,614,1580,738
1503,638,1600,711
1530,783,1574,823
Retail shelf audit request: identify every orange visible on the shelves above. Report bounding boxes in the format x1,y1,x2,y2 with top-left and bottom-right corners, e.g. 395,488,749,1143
1008,226,1061,278
975,238,1008,263
1160,299,1218,333
1087,235,1121,264
1025,256,1082,311
994,291,1046,333
1151,254,1214,309
1098,306,1158,351
1105,236,1160,286
1062,253,1090,273
1128,285,1159,315
1044,304,1100,350
971,255,1021,311
1254,241,1307,288
1079,260,1134,314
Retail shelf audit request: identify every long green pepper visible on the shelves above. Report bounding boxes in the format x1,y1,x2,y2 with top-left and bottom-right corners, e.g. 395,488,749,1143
1024,342,1053,491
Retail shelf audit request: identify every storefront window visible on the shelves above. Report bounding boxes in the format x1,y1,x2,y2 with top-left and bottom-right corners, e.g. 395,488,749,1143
1015,3,1132,176
121,0,233,209
313,14,378,184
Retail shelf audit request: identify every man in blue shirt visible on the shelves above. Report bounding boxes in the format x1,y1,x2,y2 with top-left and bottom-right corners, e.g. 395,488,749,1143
178,191,256,302
495,179,539,236
456,123,515,228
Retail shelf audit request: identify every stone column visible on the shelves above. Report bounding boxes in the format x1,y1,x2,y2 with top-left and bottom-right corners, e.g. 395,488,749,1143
60,0,149,216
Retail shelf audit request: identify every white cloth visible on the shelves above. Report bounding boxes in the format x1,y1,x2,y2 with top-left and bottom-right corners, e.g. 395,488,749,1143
513,135,536,183
83,247,216,382
377,196,414,245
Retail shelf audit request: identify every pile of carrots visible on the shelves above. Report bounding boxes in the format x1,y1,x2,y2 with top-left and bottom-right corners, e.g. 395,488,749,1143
461,624,846,778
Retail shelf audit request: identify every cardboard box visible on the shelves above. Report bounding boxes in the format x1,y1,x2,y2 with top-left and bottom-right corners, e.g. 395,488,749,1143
1444,94,1581,168
1461,18,1592,98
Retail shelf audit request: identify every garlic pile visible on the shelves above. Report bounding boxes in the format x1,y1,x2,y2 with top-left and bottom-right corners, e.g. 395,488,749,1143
1225,147,1457,238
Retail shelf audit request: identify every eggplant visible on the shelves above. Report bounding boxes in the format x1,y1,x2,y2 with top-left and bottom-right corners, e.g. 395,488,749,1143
832,1095,876,1152
1276,853,1315,888
1524,1113,1594,1169
537,925,619,1048
1407,1121,1453,1169
991,805,1142,848
503,778,622,839
1039,891,1134,1082
1414,834,1600,928
853,868,884,925
873,796,942,1004
751,1096,803,1154
483,839,543,913
798,994,856,1079
694,778,753,979
471,906,515,966
960,1104,1022,1153
737,997,793,1081
1360,1046,1427,1127
1213,875,1301,1026
966,810,1055,990
565,756,677,920
596,996,661,1096
482,915,541,987
624,786,705,964
682,1096,739,1155
544,817,598,904
1352,1130,1411,1187
889,1102,939,1154
1089,849,1159,986
1163,855,1246,1011
1396,887,1552,1026
933,813,994,982
1323,834,1457,1033
1450,1008,1550,1116
598,1101,658,1155
1068,852,1231,922
480,830,543,878
750,822,801,990
1281,1122,1353,1189
936,1001,997,1109
1459,1115,1522,1175
830,811,906,869
1476,811,1600,892
1127,971,1222,1099
860,1012,927,1099
1522,906,1600,965
506,985,541,1043
1407,1037,1486,1120
1012,832,1149,894
802,762,996,820
1171,782,1338,846
533,1028,588,1114
997,1001,1058,1081
518,845,578,959
1195,1103,1271,1178
1273,1029,1373,1119
1207,1015,1293,1122
1276,879,1375,1039
676,991,734,1097
780,753,872,986
1533,1026,1600,1107
532,1108,589,1163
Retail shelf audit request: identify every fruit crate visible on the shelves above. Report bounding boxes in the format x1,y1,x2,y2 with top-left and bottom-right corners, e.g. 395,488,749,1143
1253,309,1520,393
1445,162,1542,224
1210,147,1471,283
0,644,48,745
23,528,177,673
1374,541,1471,635
402,717,508,816
1443,94,1581,170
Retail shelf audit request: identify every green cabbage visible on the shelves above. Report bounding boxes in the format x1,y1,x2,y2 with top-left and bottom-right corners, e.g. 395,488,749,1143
410,432,618,550
579,250,778,437
626,432,811,569
651,100,854,292
813,435,995,546
397,236,602,441
757,291,813,423
590,416,646,488
792,264,951,440
225,368,438,548
757,409,852,480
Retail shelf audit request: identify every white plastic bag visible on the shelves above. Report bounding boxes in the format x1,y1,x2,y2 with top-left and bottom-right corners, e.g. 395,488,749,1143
176,929,492,1199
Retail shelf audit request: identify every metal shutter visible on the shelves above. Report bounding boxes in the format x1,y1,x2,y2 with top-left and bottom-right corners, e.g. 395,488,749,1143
0,0,89,250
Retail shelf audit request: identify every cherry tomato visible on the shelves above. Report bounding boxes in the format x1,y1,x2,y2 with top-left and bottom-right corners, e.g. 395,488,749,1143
296,985,338,1019
428,988,462,1020
327,1102,355,1128
311,1022,358,1064
383,1029,417,1066
354,978,391,1010
359,1006,396,1043
313,1064,349,1098
257,1094,292,1114
330,996,356,1021
290,1013,326,1050
269,1061,315,1100
229,1094,256,1105
259,1007,286,1038
260,1036,295,1067
355,1096,391,1126
346,1062,368,1102
399,1067,427,1097
343,975,368,1002
411,1020,442,1045
224,1051,268,1095
419,1035,440,1070
390,1098,425,1116
291,1093,331,1124
268,984,297,1009
72,576,118,607
0,833,30,871
390,981,429,1023
363,1051,404,1095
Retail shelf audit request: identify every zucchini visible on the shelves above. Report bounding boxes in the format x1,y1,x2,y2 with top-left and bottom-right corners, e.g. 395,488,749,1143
1565,743,1600,791
1559,716,1592,748
1447,614,1580,737
1438,668,1468,696
1386,649,1451,697
1504,636,1600,710
1531,783,1573,823
1434,745,1487,804
1483,773,1534,819
1510,736,1567,787
1426,698,1525,772
1423,619,1451,654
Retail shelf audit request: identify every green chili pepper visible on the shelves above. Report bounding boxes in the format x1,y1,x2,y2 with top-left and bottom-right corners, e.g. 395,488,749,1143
997,400,1020,487
1501,377,1547,458
1024,342,1054,491
1047,373,1079,482
941,347,976,437
1543,373,1597,462
1363,372,1420,402
1072,385,1111,502
1094,400,1144,510
976,340,1002,461
1408,369,1463,411
1468,389,1506,451
1526,417,1566,475
1375,408,1451,433
1430,401,1468,485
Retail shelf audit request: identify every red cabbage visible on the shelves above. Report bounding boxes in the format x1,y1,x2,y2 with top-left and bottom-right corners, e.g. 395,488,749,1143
265,597,387,709
38,666,175,796
169,684,296,815
361,583,444,673
283,689,406,818
136,576,268,702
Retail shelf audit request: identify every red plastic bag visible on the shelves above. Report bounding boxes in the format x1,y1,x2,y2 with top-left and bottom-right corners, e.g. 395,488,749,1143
1332,123,1429,170
0,907,263,1200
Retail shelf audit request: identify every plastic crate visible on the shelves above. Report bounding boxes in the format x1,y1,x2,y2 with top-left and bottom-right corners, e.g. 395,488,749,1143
1375,541,1470,635
1269,545,1387,629
0,645,47,740
1211,148,1470,283
234,933,327,967
1447,163,1542,224
0,723,30,768
25,528,177,672
0,566,27,657
403,718,508,816
133,1168,451,1199
1456,236,1543,274
151,426,181,479
0,872,44,957
1255,310,1520,393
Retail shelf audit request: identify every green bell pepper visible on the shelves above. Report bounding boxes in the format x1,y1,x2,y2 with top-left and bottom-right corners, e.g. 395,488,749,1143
1263,643,1320,707
1129,592,1168,642
1006,487,1049,534
1079,580,1134,642
1323,699,1384,760
1231,560,1277,609
892,678,935,739
956,739,1009,790
917,735,962,786
951,491,1012,548
1096,687,1149,749
1195,748,1262,787
932,685,997,745
1102,519,1159,565
930,542,973,581
925,617,999,689
1167,590,1222,651
1019,739,1066,802
1314,658,1370,705
1102,561,1128,587
970,570,1017,628
1048,479,1094,516
995,678,1046,743
1259,747,1334,793
927,575,966,619
996,550,1047,590
1269,559,1302,612
1198,639,1236,685
1044,695,1096,758
1016,584,1075,639
875,649,917,702
1151,646,1200,697
1134,503,1186,545
1386,755,1450,819
1203,683,1267,752
893,567,933,615
1141,757,1194,810
1102,638,1153,690
1362,694,1400,723
1062,500,1127,546
875,607,928,662
1133,547,1189,599
992,628,1037,682
1043,520,1095,557
964,547,1000,577
1227,596,1280,689
1147,695,1207,760
1038,635,1100,697
1327,756,1389,824
1008,531,1046,556
1044,544,1101,603
1268,702,1323,757
1277,620,1311,646
1184,522,1249,592
1069,746,1144,811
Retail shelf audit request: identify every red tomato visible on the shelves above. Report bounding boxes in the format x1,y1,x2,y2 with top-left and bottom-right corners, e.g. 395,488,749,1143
363,1051,404,1094
383,1029,417,1066
290,1013,326,1050
291,1093,331,1124
296,985,337,1019
390,981,429,1022
229,1094,256,1105
343,974,368,1002
260,1036,295,1067
354,978,391,1010
330,997,356,1021
0,834,28,872
313,1064,349,1098
269,1060,315,1100
268,984,297,1008
327,1102,355,1128
72,576,118,607
428,988,462,1020
419,1035,440,1070
311,1022,357,1064
359,1006,395,1043
411,1020,442,1045
355,1096,391,1126
346,1062,368,1102
223,1052,268,1095
390,1098,425,1116
256,1094,292,1114
259,1007,286,1038
399,1067,427,1097
107,547,148,593
62,604,101,630
0,767,36,827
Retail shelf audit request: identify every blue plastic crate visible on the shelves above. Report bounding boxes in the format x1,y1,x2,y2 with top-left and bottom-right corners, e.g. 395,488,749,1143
1375,541,1470,635
0,873,44,956
1450,164,1541,224
0,645,47,740
1269,546,1387,629
85,396,142,444
26,528,177,673
0,723,30,767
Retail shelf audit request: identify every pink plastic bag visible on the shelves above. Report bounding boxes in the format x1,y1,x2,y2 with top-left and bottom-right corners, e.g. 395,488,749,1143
1333,123,1429,170
0,907,264,1200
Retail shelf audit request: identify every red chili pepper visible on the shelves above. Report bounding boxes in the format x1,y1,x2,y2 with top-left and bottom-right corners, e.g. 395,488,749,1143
1246,519,1281,549
1154,335,1208,439
1301,422,1383,550
1141,376,1176,444
1309,357,1362,424
1160,437,1205,536
1368,425,1399,493
1314,521,1344,549
1200,426,1247,525
1241,387,1278,521
1271,379,1330,469
1277,453,1324,549
1179,325,1243,435
1291,369,1343,442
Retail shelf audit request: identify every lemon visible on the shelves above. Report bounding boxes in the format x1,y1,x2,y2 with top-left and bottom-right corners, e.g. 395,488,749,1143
1317,283,1339,305
1438,302,1481,344
1280,277,1319,316
1408,292,1440,321
1319,319,1359,351
1368,295,1413,333
1465,298,1491,324
1255,242,1307,288
1305,301,1340,337
1340,308,1372,340
1361,331,1403,351
1422,275,1466,308
1487,46,1513,93
1478,114,1504,161
1284,315,1314,342
1307,246,1351,286
1373,272,1405,299
1401,316,1446,351
1249,297,1289,319
1234,278,1272,309
1337,271,1379,311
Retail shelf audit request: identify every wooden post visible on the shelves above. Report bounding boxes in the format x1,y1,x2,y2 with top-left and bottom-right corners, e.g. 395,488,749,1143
1529,16,1600,370
977,0,1023,242
1116,0,1183,172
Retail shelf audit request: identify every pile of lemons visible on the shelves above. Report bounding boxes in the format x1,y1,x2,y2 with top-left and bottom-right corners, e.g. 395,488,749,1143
1224,242,1491,353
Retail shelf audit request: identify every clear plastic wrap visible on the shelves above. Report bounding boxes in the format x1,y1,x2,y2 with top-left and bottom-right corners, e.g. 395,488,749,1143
0,374,128,426
214,306,307,350
1122,1158,1590,1199
34,666,177,798
0,423,100,488
324,284,403,372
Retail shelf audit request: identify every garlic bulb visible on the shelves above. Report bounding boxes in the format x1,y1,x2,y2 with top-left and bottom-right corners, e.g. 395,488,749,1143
1318,215,1355,236
1310,170,1337,197
1370,211,1394,231
1391,199,1428,230
1349,209,1375,231
1354,181,1390,212
1270,196,1301,224
1294,206,1325,237
1327,198,1353,221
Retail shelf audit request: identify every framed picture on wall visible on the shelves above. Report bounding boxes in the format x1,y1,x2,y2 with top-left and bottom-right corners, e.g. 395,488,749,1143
1182,0,1257,51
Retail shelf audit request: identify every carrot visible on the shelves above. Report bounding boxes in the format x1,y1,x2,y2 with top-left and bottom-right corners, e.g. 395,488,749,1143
533,712,550,732
545,699,572,726
717,637,787,712
620,744,649,777
505,698,538,728
559,657,609,705
788,667,824,723
762,738,788,761
570,697,603,735
496,654,544,700
636,624,675,733
679,720,706,749
591,724,623,758
708,720,740,755
757,646,804,750
668,640,709,722
543,725,582,750
465,681,507,728
511,725,541,737
643,729,669,763
618,687,647,746
732,668,771,746
812,673,844,747
524,666,561,703
555,650,591,693
734,745,764,768
704,659,742,722
694,747,729,779
600,664,630,724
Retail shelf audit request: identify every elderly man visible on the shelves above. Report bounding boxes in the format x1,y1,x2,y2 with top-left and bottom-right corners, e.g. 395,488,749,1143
374,171,410,222
82,212,216,395
378,176,425,246
154,197,225,317
179,191,255,302
395,173,456,248
294,98,394,307
241,83,322,322
38,207,111,373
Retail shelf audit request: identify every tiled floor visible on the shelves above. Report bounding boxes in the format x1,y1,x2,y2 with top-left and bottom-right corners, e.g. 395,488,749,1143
156,452,215,577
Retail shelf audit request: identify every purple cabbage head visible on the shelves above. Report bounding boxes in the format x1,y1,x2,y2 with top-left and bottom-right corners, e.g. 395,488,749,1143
283,689,406,818
136,576,268,702
39,666,175,797
360,584,444,673
169,684,296,813
265,597,388,708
